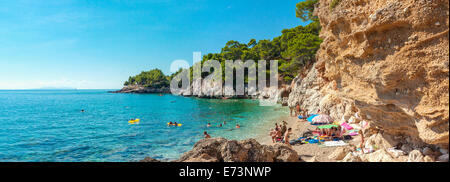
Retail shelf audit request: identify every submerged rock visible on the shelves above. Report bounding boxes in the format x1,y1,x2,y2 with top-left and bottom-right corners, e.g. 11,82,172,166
140,157,161,162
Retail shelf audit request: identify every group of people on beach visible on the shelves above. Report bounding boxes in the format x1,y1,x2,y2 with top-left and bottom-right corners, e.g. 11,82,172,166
269,121,293,147
203,121,240,138
319,126,343,140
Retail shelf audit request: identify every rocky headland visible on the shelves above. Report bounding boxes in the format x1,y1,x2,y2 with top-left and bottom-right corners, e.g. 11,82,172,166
110,85,170,94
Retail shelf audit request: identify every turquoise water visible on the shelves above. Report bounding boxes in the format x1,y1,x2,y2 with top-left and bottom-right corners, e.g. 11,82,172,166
0,90,287,161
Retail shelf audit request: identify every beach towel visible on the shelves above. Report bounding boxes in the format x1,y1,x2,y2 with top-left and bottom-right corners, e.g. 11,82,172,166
341,122,353,130
348,129,359,136
323,140,347,147
317,124,338,129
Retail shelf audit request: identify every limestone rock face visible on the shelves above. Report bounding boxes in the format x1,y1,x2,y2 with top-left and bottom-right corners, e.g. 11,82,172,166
408,149,425,162
328,147,351,160
342,152,362,162
176,138,299,162
361,149,396,162
437,154,449,162
290,0,449,149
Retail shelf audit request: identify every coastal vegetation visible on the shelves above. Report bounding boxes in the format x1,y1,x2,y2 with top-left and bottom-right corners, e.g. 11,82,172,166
123,0,321,87
124,69,169,88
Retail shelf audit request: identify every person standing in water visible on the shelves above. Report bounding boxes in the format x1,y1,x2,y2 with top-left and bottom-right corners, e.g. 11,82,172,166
204,131,211,139
295,104,300,116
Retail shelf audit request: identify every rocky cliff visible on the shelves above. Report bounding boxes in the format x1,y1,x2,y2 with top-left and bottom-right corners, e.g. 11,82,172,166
175,138,299,162
141,138,299,162
289,0,449,150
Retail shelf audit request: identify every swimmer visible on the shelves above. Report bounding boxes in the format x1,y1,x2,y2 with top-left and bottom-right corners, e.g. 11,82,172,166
81,109,85,112
204,131,211,139
236,124,240,129
218,123,222,127
207,123,211,127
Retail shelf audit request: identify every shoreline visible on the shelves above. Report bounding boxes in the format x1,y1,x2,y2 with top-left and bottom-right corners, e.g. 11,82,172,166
254,113,362,162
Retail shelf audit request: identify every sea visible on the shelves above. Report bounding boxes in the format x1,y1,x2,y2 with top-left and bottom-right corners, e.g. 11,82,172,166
0,89,288,161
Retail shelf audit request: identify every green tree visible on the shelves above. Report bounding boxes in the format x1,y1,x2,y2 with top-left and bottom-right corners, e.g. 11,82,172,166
296,0,318,22
124,69,169,88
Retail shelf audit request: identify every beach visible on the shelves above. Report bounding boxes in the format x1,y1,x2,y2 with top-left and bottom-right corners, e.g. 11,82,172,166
256,114,362,162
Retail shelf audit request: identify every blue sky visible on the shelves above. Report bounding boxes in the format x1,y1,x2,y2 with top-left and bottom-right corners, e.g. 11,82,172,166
0,0,307,89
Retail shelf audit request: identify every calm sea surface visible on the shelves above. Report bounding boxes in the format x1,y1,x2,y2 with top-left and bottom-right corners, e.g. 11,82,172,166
0,90,288,161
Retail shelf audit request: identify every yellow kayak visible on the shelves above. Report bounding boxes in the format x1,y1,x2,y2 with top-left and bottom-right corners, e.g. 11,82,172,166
167,122,182,126
129,119,140,124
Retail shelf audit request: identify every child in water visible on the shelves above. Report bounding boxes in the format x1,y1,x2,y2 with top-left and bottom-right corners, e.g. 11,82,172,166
204,131,211,139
